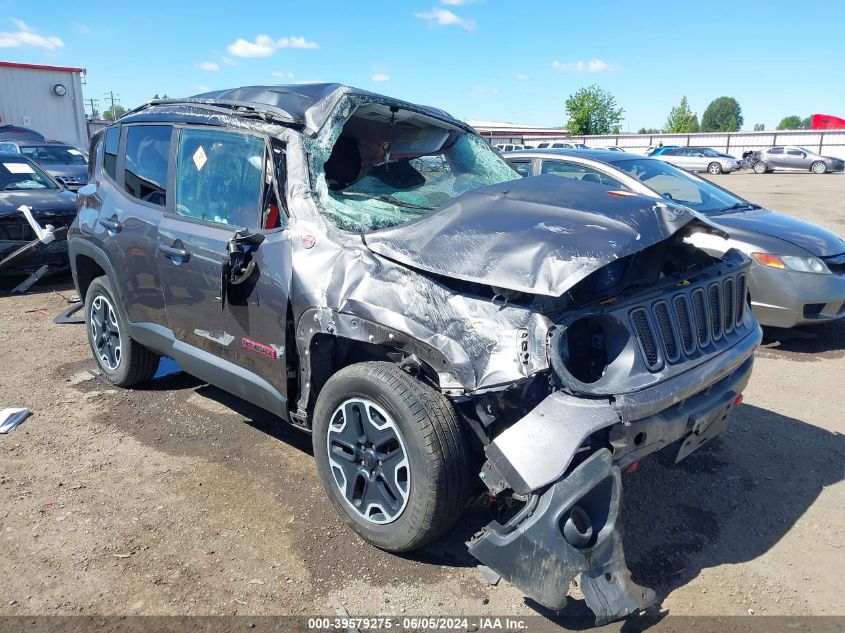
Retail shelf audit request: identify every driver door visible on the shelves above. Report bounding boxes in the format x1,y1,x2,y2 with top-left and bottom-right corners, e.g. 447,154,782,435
156,126,293,417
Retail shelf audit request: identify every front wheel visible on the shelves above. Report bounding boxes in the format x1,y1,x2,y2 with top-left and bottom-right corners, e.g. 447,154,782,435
811,161,827,174
753,161,768,174
707,162,723,175
312,361,470,552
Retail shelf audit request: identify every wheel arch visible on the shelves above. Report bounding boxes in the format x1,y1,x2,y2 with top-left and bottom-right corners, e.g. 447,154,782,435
291,308,464,426
69,239,120,306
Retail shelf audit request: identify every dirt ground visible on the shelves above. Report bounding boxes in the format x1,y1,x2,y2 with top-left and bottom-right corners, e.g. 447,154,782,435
1,172,843,627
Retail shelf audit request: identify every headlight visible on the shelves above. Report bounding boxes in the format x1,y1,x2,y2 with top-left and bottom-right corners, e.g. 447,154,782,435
752,252,831,274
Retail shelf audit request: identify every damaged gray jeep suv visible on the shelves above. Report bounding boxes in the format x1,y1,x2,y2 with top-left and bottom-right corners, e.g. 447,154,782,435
68,84,762,624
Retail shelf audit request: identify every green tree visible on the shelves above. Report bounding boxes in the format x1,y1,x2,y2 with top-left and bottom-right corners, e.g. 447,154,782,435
777,115,803,130
103,105,127,122
564,85,624,135
638,127,662,134
700,97,743,132
753,123,765,131
801,116,812,129
664,96,700,133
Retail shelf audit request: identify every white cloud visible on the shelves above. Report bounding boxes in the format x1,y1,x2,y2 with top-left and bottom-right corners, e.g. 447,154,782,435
552,58,616,72
227,34,318,58
371,73,390,82
440,0,481,4
73,23,90,34
197,61,219,71
221,56,236,66
272,70,294,78
0,19,64,50
415,8,476,30
191,84,210,92
516,74,528,80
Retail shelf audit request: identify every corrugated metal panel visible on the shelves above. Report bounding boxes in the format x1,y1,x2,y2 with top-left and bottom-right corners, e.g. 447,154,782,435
0,66,88,148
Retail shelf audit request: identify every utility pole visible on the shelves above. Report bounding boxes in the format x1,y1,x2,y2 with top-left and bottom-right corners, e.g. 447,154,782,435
103,91,121,120
86,98,100,118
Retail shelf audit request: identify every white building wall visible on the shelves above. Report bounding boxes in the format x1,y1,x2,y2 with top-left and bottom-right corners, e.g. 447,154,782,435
0,64,88,149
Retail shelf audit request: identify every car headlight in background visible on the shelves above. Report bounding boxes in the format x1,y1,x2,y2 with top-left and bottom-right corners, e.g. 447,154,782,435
752,252,831,274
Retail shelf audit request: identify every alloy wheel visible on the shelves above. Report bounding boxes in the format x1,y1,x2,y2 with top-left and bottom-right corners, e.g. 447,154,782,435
90,294,122,370
327,398,411,525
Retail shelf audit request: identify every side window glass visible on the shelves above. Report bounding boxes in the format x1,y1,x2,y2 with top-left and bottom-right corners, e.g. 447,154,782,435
540,161,622,187
509,161,531,177
175,128,264,228
768,147,783,155
104,127,120,181
90,136,103,180
124,125,171,207
787,149,802,156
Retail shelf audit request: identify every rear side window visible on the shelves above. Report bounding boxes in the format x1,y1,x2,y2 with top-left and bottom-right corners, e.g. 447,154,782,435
104,127,120,181
768,147,784,155
124,126,171,207
175,128,264,228
787,149,803,156
508,161,532,177
540,160,623,187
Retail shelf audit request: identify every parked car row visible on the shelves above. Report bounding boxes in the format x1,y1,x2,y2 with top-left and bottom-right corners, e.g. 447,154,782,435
0,129,89,278
503,148,845,328
647,143,844,175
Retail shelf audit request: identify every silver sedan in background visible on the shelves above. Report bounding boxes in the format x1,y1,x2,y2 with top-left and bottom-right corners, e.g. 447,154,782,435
654,146,742,175
751,146,845,174
503,148,845,328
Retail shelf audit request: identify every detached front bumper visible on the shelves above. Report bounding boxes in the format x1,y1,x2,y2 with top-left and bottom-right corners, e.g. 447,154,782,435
468,325,761,624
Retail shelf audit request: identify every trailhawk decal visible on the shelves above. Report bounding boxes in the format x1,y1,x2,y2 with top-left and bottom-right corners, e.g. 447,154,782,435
242,337,281,360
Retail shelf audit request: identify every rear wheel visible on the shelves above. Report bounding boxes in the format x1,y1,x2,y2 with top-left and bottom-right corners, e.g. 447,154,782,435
85,275,159,387
811,161,827,174
312,361,470,552
753,161,768,174
707,162,722,175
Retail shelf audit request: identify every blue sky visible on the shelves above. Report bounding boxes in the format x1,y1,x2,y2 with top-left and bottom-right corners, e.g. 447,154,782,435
1,0,843,130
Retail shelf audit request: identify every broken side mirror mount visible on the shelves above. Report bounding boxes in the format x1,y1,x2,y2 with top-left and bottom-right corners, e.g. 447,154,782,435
221,229,265,309
18,205,56,245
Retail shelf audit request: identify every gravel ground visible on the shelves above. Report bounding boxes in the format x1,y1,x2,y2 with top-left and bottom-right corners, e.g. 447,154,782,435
0,172,843,628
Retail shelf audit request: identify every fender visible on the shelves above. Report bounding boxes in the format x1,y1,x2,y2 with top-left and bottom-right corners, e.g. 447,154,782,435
293,307,465,420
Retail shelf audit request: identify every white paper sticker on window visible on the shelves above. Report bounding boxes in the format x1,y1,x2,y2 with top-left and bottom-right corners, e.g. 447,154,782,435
4,162,35,174
67,149,83,156
192,146,208,171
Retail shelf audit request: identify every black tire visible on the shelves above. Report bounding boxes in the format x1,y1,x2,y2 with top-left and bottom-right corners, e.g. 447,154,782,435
753,161,768,174
811,161,827,174
312,361,470,552
85,275,159,387
707,162,722,175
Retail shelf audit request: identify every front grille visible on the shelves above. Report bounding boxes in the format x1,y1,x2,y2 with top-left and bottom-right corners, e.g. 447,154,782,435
723,277,735,334
629,271,750,372
736,273,747,325
708,284,723,341
653,301,679,362
673,294,695,355
691,288,710,347
630,308,660,370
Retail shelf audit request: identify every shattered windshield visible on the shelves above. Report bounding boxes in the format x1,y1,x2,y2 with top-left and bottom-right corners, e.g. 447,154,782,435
315,120,518,232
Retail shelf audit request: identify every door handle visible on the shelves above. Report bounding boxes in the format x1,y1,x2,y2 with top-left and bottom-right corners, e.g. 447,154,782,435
157,242,191,263
99,218,123,232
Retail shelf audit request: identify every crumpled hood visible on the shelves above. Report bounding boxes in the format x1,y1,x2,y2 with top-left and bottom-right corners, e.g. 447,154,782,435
365,175,705,296
715,208,845,257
